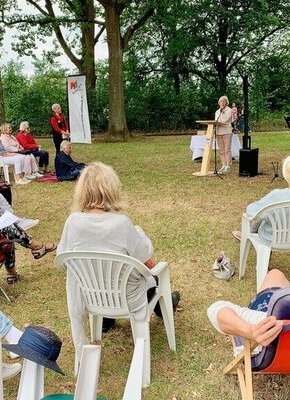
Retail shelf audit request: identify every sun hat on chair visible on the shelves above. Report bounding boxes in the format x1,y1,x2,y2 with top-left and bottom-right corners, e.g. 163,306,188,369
2,325,64,375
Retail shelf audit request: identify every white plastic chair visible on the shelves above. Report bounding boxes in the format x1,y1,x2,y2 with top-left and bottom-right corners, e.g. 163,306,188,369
0,157,10,184
239,200,290,290
55,251,176,386
41,345,101,400
17,359,44,400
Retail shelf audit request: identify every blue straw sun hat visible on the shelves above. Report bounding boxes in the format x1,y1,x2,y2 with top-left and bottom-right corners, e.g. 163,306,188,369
3,325,64,375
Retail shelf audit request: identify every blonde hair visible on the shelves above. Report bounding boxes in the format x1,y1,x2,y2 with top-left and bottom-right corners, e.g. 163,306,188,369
51,103,61,112
19,121,29,131
218,96,229,106
0,123,12,134
72,162,123,212
282,156,290,183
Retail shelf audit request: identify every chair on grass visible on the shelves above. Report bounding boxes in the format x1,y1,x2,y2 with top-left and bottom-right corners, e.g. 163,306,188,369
55,251,176,386
239,201,290,291
41,345,102,400
41,339,145,400
0,157,10,185
223,288,290,400
17,359,44,400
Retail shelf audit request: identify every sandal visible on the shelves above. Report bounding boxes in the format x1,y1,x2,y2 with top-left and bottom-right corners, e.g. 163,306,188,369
232,230,241,241
6,274,20,284
32,243,57,260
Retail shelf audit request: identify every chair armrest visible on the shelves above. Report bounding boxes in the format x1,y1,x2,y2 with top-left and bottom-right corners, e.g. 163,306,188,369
149,261,168,276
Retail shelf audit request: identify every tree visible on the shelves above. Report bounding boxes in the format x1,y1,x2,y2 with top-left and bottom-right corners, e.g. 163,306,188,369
1,0,155,139
186,0,290,94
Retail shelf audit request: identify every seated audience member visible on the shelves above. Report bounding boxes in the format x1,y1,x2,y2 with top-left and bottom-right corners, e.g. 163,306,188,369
1,219,57,284
0,193,39,230
0,312,64,379
232,155,290,241
0,125,32,185
50,103,70,154
16,121,50,174
207,269,287,349
55,141,85,181
0,123,43,181
57,162,180,358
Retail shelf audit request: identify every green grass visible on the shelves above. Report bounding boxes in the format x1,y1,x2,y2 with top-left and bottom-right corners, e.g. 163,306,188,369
3,131,290,399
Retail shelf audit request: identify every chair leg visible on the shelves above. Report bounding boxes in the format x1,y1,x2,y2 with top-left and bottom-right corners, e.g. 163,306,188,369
158,295,176,351
239,238,251,279
130,318,151,387
255,246,272,291
89,314,103,342
157,269,176,351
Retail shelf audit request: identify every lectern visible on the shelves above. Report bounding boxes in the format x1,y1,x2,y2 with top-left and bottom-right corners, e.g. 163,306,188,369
193,120,225,176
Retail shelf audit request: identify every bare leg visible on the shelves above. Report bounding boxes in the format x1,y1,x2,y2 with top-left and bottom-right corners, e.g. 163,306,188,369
258,269,289,293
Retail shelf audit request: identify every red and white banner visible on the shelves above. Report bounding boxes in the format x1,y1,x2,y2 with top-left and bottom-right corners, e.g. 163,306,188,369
67,75,91,143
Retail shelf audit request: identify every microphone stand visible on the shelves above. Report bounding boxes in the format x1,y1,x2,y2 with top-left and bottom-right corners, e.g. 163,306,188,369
212,111,223,180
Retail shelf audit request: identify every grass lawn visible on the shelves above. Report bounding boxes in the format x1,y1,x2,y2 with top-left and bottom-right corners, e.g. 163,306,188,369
3,131,290,399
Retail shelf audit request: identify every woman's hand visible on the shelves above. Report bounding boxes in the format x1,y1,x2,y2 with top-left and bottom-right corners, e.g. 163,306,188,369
144,257,156,269
249,316,283,346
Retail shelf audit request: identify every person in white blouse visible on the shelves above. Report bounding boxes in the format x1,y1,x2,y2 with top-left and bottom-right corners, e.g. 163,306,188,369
57,161,180,360
215,96,233,174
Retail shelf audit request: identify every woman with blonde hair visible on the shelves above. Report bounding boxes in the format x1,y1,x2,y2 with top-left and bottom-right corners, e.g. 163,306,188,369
0,123,42,183
57,162,180,353
215,95,233,174
50,104,70,153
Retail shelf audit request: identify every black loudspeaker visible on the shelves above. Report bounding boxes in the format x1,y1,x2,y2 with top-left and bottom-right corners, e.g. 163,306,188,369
239,148,259,177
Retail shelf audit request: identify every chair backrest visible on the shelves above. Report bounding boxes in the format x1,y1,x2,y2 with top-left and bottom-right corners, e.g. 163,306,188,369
252,288,290,372
250,200,290,249
55,251,152,317
74,345,101,400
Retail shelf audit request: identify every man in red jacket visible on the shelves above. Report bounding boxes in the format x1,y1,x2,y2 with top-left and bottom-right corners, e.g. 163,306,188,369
16,121,50,173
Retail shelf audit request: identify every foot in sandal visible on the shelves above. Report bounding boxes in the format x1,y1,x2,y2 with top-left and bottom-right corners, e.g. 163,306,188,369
232,230,241,241
31,243,57,259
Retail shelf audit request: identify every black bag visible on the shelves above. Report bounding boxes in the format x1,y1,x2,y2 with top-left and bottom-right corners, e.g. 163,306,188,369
0,183,12,205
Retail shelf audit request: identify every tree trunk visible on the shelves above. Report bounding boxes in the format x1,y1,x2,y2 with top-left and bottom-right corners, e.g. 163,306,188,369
104,4,129,140
0,69,5,124
80,0,96,90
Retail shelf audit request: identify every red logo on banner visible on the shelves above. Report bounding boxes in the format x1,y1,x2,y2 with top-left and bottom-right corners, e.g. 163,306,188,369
70,81,77,89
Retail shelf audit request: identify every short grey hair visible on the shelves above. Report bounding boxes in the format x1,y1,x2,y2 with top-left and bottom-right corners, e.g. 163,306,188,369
218,96,229,106
60,140,70,151
19,121,29,131
51,103,61,112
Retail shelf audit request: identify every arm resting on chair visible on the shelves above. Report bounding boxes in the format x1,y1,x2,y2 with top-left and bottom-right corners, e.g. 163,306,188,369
149,261,169,275
216,308,283,346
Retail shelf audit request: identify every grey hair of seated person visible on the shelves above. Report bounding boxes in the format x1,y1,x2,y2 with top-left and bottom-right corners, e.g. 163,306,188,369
60,141,70,151
282,156,290,183
19,121,29,131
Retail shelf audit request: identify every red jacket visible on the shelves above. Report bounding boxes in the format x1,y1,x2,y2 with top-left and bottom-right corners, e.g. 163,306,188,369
50,113,69,135
16,131,38,150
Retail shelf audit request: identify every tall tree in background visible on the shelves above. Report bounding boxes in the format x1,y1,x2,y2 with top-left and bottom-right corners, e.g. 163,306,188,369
129,0,290,95
1,0,155,139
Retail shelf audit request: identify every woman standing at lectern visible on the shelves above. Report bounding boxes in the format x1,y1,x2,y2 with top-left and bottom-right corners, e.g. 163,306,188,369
215,96,233,174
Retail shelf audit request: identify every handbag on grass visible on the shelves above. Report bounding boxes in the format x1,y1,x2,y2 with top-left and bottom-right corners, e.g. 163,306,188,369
212,251,234,280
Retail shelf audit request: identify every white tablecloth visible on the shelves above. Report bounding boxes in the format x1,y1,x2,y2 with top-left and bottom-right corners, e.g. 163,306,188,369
189,134,242,160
